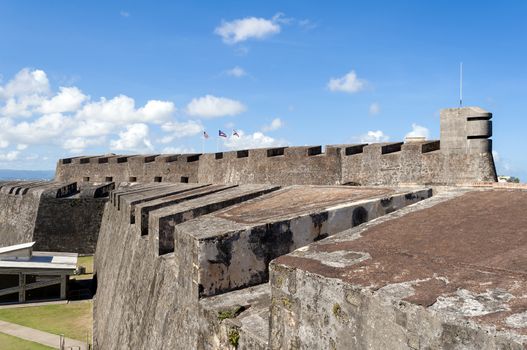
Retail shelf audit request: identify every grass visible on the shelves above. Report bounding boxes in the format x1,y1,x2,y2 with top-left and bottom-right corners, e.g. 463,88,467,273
0,301,92,342
0,332,53,350
71,255,94,281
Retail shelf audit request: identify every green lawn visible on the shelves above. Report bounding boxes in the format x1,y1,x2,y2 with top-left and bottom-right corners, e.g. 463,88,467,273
0,332,53,350
71,255,94,280
0,301,92,342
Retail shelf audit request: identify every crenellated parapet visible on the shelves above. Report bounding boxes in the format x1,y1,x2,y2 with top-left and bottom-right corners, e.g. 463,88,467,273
54,107,498,186
0,181,112,254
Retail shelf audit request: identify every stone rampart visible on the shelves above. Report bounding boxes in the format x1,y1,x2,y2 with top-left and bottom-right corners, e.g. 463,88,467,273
54,107,498,187
0,181,111,254
92,183,431,349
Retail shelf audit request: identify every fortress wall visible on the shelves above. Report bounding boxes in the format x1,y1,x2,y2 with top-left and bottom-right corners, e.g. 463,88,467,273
0,182,44,246
55,107,497,186
33,197,107,254
0,181,110,254
269,190,527,349
93,184,279,349
55,154,201,184
54,143,496,187
93,185,431,349
197,145,342,185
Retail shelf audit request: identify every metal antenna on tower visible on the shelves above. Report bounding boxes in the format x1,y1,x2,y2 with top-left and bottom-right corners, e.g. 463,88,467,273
459,62,463,107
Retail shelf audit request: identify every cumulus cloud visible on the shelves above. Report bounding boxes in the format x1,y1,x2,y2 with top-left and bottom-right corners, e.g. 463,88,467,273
0,68,50,99
0,68,185,155
357,130,389,143
186,95,246,118
63,137,104,154
160,120,203,144
223,130,287,150
215,16,281,44
327,70,366,94
0,151,19,161
225,66,246,78
369,102,380,116
110,123,153,152
39,87,88,114
161,146,196,154
405,124,430,140
262,118,283,132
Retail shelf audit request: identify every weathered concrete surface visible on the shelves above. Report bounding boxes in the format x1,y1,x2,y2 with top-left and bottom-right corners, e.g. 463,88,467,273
93,184,430,349
177,186,431,298
270,189,527,349
199,284,270,350
0,181,110,254
93,184,279,350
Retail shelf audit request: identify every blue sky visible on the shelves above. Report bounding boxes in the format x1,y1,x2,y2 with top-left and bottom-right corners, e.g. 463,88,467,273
0,1,525,180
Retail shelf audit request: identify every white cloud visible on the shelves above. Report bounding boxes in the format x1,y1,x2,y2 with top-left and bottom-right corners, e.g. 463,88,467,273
16,144,27,150
223,130,287,150
0,140,8,148
110,123,153,152
186,95,246,118
369,102,380,116
63,137,104,154
262,118,283,132
405,124,430,140
215,16,280,44
357,130,389,143
161,146,196,154
39,87,88,114
226,66,246,77
160,120,203,143
76,95,175,125
120,11,130,17
0,151,19,161
0,68,49,99
328,70,366,94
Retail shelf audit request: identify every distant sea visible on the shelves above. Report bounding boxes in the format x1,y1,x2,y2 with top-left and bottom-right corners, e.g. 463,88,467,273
0,169,54,181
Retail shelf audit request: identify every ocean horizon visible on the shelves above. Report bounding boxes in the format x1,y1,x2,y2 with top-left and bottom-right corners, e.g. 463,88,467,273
0,169,54,181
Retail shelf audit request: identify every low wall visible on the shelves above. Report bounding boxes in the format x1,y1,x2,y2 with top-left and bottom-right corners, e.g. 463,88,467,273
54,142,497,187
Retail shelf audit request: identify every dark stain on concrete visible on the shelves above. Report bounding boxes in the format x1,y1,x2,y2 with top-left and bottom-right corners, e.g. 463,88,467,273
352,206,368,226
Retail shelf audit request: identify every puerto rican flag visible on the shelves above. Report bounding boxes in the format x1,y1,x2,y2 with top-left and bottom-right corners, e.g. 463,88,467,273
218,130,227,138
203,131,209,139
232,130,240,137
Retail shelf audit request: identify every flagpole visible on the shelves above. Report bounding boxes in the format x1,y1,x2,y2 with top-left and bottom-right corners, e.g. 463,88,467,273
201,136,204,154
459,62,463,107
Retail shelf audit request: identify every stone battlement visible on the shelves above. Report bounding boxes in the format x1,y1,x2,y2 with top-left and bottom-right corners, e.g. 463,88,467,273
54,107,497,186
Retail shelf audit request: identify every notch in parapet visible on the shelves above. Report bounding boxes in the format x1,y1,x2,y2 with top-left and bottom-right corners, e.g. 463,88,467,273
421,140,440,153
344,144,367,156
60,157,78,165
267,147,285,157
79,182,115,198
157,154,178,163
186,154,201,162
237,150,249,158
215,152,223,160
307,146,322,156
157,185,280,255
381,142,403,155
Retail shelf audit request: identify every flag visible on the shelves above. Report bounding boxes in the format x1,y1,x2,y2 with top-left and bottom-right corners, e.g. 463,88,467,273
232,130,239,137
218,130,227,138
203,131,209,139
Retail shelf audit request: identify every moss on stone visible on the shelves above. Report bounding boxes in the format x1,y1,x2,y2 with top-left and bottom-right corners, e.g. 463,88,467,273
228,328,240,348
332,303,342,318
217,305,245,321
